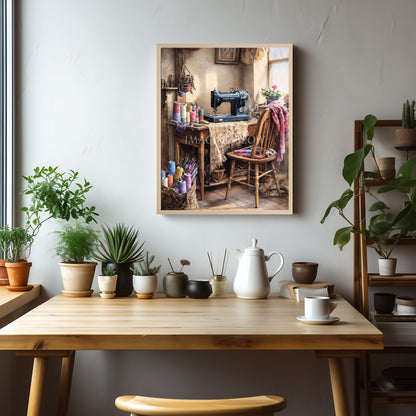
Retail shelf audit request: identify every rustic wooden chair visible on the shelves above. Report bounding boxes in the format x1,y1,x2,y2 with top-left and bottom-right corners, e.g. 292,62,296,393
224,109,281,208
115,394,286,416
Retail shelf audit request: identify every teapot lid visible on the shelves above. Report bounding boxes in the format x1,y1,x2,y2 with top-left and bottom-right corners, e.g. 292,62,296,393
244,239,264,255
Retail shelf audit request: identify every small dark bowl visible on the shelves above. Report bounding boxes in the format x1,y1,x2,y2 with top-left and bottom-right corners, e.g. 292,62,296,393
186,280,212,299
374,293,396,314
292,262,319,284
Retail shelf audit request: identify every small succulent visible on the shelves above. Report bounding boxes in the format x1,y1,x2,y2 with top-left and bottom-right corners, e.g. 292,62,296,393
101,265,116,276
132,251,161,276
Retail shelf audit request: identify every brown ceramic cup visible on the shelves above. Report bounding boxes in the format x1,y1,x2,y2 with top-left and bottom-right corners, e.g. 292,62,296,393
292,262,319,284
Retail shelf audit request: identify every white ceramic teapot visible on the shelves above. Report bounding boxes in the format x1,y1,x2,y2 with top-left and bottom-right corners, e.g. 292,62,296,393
233,238,284,299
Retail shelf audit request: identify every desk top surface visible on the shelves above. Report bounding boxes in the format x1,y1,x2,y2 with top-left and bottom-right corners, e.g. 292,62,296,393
0,285,41,320
0,294,383,351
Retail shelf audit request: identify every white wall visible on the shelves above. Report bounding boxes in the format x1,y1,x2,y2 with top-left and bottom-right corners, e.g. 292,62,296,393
2,0,416,415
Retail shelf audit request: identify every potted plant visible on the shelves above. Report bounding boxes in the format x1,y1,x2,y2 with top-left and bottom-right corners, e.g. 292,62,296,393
94,223,144,297
97,265,118,299
321,114,416,276
396,99,416,147
1,226,33,290
132,252,161,299
55,221,99,296
260,85,281,104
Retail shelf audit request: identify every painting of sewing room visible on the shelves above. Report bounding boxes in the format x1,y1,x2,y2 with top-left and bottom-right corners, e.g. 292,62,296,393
157,44,293,214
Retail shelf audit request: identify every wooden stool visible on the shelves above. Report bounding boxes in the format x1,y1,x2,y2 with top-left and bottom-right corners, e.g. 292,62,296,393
115,395,286,416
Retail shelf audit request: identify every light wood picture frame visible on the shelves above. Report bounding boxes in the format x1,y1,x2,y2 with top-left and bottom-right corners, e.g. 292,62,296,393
157,44,293,215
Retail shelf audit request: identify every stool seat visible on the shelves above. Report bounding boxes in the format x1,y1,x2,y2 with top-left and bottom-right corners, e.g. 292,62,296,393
115,395,286,416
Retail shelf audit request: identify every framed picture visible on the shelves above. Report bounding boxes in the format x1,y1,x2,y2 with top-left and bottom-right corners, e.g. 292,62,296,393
157,44,293,215
215,47,240,64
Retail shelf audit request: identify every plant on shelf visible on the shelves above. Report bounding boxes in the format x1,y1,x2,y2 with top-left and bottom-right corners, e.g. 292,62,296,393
396,99,416,147
260,85,281,103
94,223,144,297
97,265,118,299
132,251,161,299
321,114,416,275
55,221,99,296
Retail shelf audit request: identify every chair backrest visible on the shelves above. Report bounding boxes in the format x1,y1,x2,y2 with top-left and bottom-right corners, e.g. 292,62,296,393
251,109,276,158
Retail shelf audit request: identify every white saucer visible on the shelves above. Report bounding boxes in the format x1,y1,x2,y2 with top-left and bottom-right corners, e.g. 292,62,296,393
297,316,340,325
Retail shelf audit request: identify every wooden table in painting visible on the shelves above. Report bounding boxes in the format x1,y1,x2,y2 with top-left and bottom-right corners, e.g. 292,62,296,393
0,294,382,416
168,120,258,200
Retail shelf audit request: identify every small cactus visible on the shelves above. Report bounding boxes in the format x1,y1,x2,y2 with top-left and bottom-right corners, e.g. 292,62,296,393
132,251,161,276
402,99,415,129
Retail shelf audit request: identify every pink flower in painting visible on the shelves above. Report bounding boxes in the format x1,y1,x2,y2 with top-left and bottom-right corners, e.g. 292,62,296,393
272,85,277,89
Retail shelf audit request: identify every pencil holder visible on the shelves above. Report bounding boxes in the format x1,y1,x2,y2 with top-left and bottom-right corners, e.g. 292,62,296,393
210,275,228,297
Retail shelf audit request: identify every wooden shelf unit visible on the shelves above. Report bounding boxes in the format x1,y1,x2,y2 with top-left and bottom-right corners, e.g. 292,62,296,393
353,119,416,416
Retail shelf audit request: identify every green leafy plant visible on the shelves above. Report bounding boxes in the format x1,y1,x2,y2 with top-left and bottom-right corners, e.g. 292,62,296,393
94,223,144,264
402,99,415,129
132,251,161,276
0,226,32,262
22,166,99,240
321,114,416,258
101,265,116,276
55,222,99,263
260,85,281,100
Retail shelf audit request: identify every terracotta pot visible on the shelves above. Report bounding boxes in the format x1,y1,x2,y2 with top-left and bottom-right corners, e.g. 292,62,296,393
0,259,9,285
396,129,416,148
376,157,395,180
5,261,32,288
59,262,96,294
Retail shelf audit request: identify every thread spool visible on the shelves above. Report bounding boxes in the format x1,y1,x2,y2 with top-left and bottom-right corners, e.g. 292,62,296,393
183,173,192,191
178,180,187,194
173,112,181,122
187,105,192,112
161,177,168,187
161,170,166,179
173,101,181,114
168,161,176,176
173,166,184,181
190,111,196,122
181,104,187,123
186,112,190,123
167,174,173,187
198,108,204,121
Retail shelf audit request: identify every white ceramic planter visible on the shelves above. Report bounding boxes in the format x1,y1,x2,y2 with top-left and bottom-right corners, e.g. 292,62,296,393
133,275,158,299
378,258,397,276
59,262,97,296
98,274,118,298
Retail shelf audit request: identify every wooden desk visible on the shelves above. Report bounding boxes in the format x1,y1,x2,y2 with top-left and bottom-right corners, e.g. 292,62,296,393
168,120,257,200
0,285,41,320
0,294,383,416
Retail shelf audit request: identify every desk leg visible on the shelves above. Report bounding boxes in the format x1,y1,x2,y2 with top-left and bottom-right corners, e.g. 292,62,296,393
328,357,351,416
198,141,205,200
57,351,75,416
27,356,48,416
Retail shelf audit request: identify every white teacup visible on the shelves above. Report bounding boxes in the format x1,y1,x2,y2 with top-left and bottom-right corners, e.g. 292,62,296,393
304,296,337,321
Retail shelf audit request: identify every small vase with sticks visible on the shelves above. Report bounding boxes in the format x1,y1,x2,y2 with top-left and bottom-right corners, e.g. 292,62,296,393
207,249,229,297
163,258,190,298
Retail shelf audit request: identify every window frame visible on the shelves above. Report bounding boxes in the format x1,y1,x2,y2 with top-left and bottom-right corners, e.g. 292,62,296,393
267,48,290,89
0,0,14,229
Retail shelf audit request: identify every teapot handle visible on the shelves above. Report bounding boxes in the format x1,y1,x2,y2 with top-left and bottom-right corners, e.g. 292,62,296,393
266,251,284,282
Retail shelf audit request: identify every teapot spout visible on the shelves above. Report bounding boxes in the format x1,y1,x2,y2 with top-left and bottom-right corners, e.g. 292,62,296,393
234,249,243,260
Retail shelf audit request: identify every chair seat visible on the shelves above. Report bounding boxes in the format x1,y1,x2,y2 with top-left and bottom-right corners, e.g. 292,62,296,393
115,394,286,416
226,151,276,164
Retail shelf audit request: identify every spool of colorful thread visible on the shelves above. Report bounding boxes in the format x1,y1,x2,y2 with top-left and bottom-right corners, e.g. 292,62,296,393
168,161,176,176
181,104,187,123
178,180,187,194
161,170,166,179
190,111,196,122
167,174,173,187
198,108,204,121
173,102,181,122
186,105,192,112
186,112,190,123
173,166,184,181
183,173,192,191
161,177,168,187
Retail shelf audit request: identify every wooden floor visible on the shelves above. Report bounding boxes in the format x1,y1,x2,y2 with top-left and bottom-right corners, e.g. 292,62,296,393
198,183,288,210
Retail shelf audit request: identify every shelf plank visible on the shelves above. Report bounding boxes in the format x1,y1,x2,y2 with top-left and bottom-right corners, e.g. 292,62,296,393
0,285,41,320
369,274,416,286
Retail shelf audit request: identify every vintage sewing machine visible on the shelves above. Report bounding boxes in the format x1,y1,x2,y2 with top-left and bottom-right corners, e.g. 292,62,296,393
204,88,251,122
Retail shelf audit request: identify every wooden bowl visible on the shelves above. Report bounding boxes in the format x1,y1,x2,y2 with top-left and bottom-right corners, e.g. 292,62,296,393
292,262,319,284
